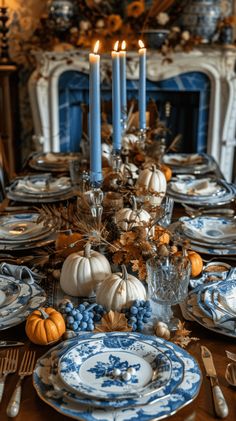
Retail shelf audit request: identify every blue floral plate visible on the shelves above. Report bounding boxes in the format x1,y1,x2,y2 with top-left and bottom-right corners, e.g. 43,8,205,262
33,332,202,420
0,282,46,330
58,335,172,400
44,337,183,409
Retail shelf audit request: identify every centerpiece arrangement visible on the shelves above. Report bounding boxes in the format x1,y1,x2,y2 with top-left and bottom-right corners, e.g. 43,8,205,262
30,37,203,345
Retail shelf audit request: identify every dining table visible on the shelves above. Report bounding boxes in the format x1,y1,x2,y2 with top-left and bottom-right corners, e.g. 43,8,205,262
0,153,235,421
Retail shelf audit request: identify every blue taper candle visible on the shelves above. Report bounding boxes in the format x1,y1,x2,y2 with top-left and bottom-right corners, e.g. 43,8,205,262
138,40,146,130
120,41,127,118
89,41,102,185
112,41,121,151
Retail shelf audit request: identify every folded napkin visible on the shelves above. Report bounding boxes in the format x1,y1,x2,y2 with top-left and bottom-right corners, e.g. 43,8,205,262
0,263,44,284
15,177,71,194
166,154,203,166
171,178,220,196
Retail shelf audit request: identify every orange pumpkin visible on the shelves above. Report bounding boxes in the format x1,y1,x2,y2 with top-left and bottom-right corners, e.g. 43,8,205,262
160,164,172,182
25,307,66,345
55,231,84,257
175,250,203,277
187,250,203,277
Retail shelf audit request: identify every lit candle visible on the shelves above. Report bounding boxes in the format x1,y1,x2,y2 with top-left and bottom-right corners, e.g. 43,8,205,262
112,41,121,151
120,40,127,125
138,40,146,130
89,40,102,185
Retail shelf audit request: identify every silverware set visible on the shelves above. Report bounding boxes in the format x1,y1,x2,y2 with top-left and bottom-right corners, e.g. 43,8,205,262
0,349,36,417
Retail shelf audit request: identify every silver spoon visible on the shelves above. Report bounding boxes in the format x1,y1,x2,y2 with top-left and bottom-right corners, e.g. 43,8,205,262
225,363,236,387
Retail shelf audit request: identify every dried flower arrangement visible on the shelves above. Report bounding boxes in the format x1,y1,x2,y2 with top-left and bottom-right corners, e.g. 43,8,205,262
25,0,201,56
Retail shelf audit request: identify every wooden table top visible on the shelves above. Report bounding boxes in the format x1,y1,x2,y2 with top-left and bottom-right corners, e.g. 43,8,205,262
0,164,235,421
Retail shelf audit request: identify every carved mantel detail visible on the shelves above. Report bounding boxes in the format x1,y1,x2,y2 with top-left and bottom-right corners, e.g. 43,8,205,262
28,46,236,181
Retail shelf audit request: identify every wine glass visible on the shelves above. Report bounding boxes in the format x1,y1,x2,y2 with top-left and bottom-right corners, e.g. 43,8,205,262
146,254,191,330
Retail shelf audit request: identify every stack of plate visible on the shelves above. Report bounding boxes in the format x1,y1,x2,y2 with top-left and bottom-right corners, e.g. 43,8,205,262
33,331,201,421
0,213,56,251
29,152,81,172
176,215,236,256
6,174,74,203
0,275,46,330
163,153,216,175
186,278,236,338
167,175,235,206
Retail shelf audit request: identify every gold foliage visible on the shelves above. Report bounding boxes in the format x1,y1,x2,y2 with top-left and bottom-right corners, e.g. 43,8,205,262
94,311,133,332
171,321,199,348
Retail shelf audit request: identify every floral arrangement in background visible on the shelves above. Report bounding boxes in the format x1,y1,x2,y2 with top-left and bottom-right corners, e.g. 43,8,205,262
26,0,201,56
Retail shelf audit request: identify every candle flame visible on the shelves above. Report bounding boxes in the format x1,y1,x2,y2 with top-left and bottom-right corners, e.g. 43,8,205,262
121,40,126,51
113,41,119,52
93,40,100,54
138,40,145,49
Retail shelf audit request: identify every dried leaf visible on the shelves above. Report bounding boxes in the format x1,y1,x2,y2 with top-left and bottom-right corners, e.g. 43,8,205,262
94,311,133,332
171,321,199,348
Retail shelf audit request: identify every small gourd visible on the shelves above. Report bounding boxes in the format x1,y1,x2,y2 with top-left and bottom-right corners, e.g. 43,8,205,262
60,242,112,297
155,321,170,340
115,196,152,232
159,164,172,182
187,250,203,277
174,250,203,277
136,164,167,205
25,307,66,345
96,265,147,311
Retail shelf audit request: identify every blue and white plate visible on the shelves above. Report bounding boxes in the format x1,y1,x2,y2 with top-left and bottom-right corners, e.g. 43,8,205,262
33,332,202,420
0,277,20,309
58,336,172,400
180,216,236,244
186,286,236,337
0,282,46,330
45,334,184,409
0,277,32,318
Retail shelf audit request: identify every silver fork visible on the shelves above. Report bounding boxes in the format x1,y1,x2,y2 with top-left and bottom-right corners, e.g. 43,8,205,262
0,349,19,403
6,350,36,418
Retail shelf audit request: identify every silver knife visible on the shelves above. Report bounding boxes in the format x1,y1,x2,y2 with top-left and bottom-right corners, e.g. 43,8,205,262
0,341,24,348
201,346,229,418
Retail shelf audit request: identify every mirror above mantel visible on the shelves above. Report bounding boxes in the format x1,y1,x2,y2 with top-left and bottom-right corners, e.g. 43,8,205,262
28,46,236,182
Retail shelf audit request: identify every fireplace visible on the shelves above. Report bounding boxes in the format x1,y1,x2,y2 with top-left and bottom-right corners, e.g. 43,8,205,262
28,47,236,182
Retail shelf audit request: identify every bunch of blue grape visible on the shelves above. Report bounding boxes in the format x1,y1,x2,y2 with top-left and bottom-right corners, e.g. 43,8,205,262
122,300,152,332
58,300,106,332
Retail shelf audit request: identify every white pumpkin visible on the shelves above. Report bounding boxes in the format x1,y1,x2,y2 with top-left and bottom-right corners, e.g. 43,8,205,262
96,265,147,311
115,196,152,232
136,164,167,205
60,243,111,297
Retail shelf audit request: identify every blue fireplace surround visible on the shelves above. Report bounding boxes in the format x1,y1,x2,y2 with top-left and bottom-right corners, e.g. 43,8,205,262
58,71,210,153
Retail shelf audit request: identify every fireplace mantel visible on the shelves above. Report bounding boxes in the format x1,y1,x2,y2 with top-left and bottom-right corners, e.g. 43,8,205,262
28,46,236,182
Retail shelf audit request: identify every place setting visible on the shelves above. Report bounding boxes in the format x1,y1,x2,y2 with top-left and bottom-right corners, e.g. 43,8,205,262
6,173,75,203
162,153,217,175
184,275,236,338
0,212,57,251
166,175,235,207
0,264,46,331
28,152,81,173
174,215,236,256
33,331,202,421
